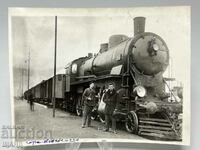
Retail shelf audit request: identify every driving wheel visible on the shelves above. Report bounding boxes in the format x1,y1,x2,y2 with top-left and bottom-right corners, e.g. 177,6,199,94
125,111,138,134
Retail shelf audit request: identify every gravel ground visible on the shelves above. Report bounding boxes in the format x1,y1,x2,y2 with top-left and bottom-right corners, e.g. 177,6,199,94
14,99,146,141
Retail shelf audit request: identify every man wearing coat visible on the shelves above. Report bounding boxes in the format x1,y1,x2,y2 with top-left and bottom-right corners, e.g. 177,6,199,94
103,83,118,133
81,82,97,128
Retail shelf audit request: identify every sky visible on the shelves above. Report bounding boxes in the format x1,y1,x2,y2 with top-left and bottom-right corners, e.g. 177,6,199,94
10,7,190,96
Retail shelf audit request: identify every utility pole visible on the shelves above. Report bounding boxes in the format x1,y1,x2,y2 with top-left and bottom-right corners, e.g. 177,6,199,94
26,48,30,103
53,16,57,118
27,49,30,91
21,67,24,100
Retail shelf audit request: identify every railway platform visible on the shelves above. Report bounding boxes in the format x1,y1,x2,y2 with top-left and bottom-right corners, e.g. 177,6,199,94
14,99,145,141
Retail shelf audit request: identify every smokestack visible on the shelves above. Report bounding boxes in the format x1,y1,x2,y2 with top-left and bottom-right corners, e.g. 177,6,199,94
134,17,146,36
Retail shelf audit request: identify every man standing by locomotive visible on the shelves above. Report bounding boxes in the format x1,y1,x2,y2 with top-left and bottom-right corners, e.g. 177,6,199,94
81,82,97,128
103,83,118,133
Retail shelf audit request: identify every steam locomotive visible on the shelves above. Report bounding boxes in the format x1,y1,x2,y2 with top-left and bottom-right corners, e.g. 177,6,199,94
24,17,182,140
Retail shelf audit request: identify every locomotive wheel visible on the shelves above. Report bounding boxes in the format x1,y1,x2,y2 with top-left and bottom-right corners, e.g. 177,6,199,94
99,114,105,123
91,108,98,120
125,111,138,134
91,113,97,120
76,96,82,116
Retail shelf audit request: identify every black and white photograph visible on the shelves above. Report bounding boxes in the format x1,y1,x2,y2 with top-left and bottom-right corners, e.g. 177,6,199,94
9,6,190,146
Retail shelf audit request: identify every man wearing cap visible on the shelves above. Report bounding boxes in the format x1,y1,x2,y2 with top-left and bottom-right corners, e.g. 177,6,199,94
81,82,97,128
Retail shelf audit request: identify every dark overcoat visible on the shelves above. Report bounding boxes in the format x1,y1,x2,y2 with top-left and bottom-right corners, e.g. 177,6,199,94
103,89,117,115
82,88,96,107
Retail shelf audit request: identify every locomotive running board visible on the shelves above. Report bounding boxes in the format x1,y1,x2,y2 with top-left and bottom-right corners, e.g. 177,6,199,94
71,74,121,85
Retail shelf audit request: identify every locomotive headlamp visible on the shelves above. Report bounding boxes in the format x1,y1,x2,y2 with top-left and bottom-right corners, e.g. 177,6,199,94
133,85,146,97
148,40,159,56
153,43,159,51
